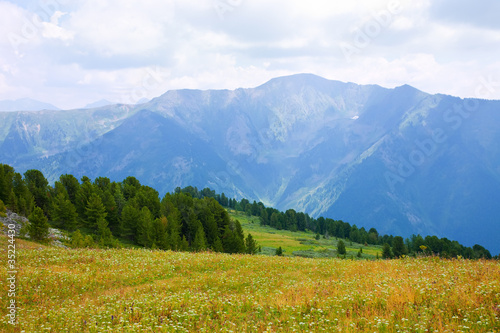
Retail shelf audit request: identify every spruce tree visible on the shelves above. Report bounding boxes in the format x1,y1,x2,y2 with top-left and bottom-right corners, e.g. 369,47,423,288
192,223,208,251
24,169,49,214
97,217,114,247
28,206,50,241
382,243,393,259
337,240,346,255
245,233,258,254
120,204,140,241
392,236,407,258
137,207,153,247
52,193,78,231
167,212,182,251
212,236,224,252
0,199,7,217
85,193,107,232
70,229,85,248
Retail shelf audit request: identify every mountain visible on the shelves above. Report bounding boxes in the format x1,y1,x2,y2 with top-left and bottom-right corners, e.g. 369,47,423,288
1,74,499,254
0,98,60,112
83,99,115,109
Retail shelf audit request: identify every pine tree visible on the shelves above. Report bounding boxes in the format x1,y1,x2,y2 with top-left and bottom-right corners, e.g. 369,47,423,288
137,207,153,247
180,235,189,251
245,233,258,254
0,199,7,217
24,169,49,214
28,206,50,241
212,236,224,252
85,194,107,232
275,246,283,256
52,193,78,231
119,204,140,241
192,223,208,251
70,229,85,248
337,240,346,255
382,243,393,259
7,190,17,213
97,216,114,247
167,212,182,251
392,236,407,258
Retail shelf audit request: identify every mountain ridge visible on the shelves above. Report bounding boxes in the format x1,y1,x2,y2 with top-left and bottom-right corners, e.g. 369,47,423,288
0,98,60,112
1,74,499,253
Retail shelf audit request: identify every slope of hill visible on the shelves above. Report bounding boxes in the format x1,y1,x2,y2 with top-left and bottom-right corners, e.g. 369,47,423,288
1,74,499,253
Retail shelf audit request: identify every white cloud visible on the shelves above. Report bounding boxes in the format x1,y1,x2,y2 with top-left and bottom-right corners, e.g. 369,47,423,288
41,11,74,41
0,0,499,109
68,0,175,56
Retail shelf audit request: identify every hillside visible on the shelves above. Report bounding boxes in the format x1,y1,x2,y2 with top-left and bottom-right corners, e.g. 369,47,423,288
229,209,382,258
1,234,499,332
1,74,500,254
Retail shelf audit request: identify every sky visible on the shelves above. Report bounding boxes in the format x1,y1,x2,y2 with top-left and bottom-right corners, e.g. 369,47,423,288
0,0,499,109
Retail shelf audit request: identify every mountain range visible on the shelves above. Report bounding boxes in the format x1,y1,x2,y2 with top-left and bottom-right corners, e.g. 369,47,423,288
1,74,499,254
0,98,60,112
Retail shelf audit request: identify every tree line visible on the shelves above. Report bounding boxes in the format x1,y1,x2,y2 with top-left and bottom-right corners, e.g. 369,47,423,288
175,185,494,259
0,164,258,254
0,164,494,259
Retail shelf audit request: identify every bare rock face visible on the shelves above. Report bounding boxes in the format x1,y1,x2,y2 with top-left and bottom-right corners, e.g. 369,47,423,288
0,210,29,237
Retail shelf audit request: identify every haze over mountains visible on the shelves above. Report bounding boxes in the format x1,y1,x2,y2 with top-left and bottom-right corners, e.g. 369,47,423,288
1,74,499,254
0,98,60,112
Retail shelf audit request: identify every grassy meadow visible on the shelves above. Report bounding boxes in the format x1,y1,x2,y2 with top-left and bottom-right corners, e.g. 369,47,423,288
229,210,382,258
1,234,500,332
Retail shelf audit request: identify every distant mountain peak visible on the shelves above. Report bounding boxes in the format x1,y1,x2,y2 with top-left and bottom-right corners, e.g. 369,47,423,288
0,98,60,112
83,99,115,109
258,73,336,89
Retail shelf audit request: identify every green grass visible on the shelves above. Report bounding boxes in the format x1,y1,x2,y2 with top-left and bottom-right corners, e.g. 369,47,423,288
227,209,382,259
2,234,499,332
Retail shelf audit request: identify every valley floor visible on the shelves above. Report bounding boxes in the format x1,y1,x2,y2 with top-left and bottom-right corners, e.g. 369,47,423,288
1,235,499,332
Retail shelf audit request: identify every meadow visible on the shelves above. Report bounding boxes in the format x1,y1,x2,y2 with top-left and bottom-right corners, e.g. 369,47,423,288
229,210,382,258
1,234,499,332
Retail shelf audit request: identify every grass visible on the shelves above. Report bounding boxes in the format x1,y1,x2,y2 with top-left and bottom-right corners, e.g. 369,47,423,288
228,209,382,259
1,234,499,332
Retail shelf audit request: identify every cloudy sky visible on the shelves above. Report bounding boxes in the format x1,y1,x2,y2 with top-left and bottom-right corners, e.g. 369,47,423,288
1,0,499,109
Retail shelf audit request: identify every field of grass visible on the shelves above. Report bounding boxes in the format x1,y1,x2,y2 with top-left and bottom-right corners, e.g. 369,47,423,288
228,210,382,259
1,234,499,332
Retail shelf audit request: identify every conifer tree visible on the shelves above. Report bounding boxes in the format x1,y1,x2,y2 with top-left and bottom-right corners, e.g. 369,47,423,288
137,207,153,247
392,236,407,258
212,236,224,252
245,233,258,254
119,204,140,241
337,240,346,255
85,193,107,231
28,206,50,241
70,229,85,248
192,223,208,251
180,235,189,251
0,199,6,217
52,192,78,231
382,243,393,259
167,212,182,251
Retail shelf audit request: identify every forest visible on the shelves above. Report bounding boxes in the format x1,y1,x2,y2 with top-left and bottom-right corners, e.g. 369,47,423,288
0,163,494,259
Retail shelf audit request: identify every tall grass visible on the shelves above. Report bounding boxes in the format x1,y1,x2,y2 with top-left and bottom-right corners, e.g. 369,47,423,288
1,235,499,332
